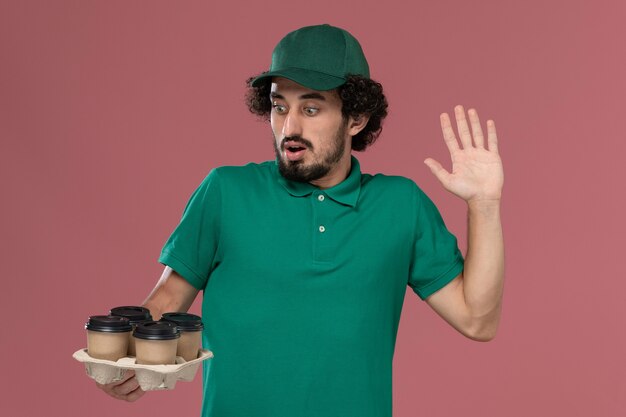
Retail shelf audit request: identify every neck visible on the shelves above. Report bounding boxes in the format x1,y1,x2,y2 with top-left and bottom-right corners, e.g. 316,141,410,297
310,155,352,190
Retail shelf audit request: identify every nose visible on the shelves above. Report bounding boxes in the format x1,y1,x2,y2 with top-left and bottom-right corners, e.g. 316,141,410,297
282,110,302,138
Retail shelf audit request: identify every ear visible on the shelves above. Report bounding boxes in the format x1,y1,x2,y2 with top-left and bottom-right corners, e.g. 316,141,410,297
347,114,370,137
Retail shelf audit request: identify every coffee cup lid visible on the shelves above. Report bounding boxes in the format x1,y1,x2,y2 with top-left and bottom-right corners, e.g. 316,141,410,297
109,306,153,325
85,315,132,332
133,321,180,340
160,312,204,332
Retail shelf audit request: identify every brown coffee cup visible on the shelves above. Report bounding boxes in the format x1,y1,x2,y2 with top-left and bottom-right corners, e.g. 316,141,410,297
85,315,132,361
133,321,180,365
160,313,204,361
161,312,204,362
109,306,152,356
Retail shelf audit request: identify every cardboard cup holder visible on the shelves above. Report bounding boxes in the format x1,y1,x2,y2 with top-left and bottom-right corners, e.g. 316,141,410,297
73,348,213,390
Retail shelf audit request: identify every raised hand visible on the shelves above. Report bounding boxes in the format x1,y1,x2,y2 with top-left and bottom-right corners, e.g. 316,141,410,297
424,105,504,203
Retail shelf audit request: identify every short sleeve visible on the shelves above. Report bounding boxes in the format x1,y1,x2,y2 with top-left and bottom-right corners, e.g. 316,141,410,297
158,169,222,290
408,185,464,300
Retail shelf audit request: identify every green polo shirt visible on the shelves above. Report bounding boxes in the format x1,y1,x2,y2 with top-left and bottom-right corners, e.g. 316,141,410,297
158,156,464,417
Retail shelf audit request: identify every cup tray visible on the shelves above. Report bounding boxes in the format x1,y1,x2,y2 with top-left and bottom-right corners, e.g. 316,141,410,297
73,348,213,391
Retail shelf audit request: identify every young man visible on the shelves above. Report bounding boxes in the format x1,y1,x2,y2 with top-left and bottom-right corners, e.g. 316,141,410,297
96,24,505,417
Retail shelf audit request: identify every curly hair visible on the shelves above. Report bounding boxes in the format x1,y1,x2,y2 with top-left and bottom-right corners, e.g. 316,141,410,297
245,74,388,151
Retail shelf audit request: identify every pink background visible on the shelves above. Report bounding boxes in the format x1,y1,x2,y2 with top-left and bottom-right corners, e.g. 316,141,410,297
1,1,624,416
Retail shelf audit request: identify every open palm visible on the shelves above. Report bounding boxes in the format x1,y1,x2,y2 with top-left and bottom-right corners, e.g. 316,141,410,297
424,105,504,202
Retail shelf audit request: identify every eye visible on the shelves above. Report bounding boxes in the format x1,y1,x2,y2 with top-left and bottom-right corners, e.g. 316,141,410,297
304,107,319,116
272,103,287,114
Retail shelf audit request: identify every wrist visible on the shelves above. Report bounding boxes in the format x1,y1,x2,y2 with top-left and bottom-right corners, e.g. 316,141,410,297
467,198,501,212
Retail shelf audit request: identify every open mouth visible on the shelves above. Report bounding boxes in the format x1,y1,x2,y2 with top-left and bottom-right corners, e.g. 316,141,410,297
284,141,308,161
287,145,306,152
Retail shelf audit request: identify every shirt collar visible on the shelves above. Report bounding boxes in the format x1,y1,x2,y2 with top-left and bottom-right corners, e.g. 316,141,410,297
273,156,362,207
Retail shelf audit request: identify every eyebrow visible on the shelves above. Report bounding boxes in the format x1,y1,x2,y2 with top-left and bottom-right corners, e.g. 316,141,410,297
270,92,326,101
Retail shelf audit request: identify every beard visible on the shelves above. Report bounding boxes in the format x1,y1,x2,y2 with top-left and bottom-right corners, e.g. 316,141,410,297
273,121,348,183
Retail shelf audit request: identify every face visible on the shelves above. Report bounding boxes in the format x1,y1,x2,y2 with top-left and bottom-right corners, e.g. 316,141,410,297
270,77,351,184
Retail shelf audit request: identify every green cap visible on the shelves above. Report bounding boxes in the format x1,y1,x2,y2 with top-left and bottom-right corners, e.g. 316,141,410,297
251,24,370,91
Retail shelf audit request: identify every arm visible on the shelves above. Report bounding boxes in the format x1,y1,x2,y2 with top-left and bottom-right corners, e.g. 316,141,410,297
141,266,200,320
425,200,504,341
423,105,505,341
96,266,200,401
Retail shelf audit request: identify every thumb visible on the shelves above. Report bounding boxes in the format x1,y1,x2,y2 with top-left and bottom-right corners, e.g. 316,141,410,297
423,158,450,185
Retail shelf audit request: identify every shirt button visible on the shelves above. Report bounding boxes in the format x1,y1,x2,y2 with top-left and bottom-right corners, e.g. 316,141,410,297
319,225,326,233
318,195,325,202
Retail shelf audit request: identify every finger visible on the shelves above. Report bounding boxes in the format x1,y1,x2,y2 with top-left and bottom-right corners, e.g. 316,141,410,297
124,387,146,403
113,375,140,396
95,380,122,399
487,119,498,153
424,158,451,186
468,108,485,148
439,113,460,154
454,105,473,149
